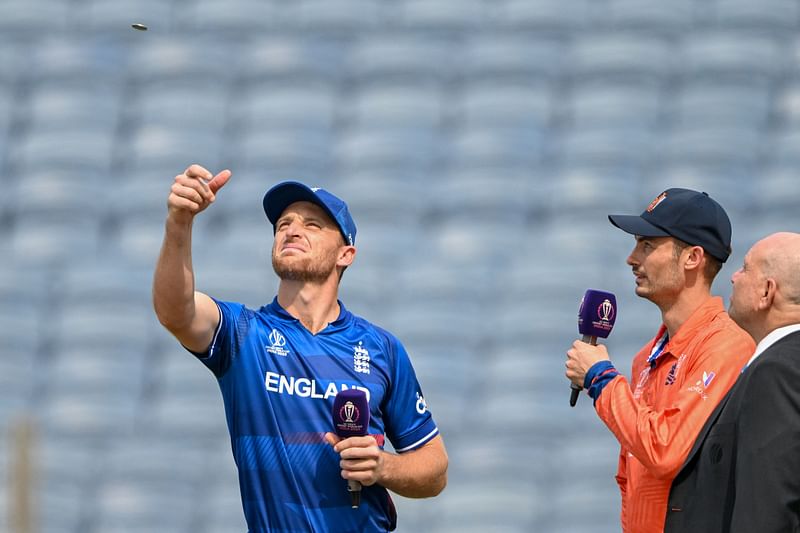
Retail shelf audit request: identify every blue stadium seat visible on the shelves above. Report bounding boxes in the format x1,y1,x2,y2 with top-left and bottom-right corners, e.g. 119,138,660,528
435,479,542,531
26,82,121,133
332,175,427,223
233,128,333,178
459,35,564,83
568,33,676,84
428,168,535,219
9,129,114,175
46,345,147,400
283,0,384,32
27,38,124,85
495,0,593,34
601,0,695,34
681,32,787,82
552,127,654,168
770,126,800,166
234,82,337,133
395,0,487,31
180,0,282,33
752,166,800,213
91,477,196,532
0,84,14,144
454,82,553,130
9,213,100,266
565,82,662,130
657,126,762,167
8,170,101,220
124,125,225,175
346,36,453,85
238,37,343,85
126,38,237,84
774,81,800,127
0,0,70,34
346,84,445,130
75,0,176,33
705,0,799,33
670,81,771,129
446,125,544,169
647,165,756,219
40,392,138,440
133,81,229,131
0,42,21,86
148,390,228,441
335,126,440,173
0,305,38,419
51,299,154,347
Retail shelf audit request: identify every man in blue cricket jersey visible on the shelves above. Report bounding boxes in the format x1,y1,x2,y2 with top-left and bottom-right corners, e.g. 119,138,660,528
153,164,448,532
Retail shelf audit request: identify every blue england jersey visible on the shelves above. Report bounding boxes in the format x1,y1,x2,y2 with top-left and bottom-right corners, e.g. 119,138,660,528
193,297,439,533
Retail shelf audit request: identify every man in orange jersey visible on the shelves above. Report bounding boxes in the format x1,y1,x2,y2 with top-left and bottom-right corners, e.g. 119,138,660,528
564,188,755,533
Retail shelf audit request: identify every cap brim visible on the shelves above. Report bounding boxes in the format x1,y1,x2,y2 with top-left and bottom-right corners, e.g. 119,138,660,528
608,214,670,237
263,181,337,228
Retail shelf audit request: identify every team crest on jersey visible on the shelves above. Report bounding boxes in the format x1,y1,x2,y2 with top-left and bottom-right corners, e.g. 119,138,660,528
266,329,290,357
354,342,370,374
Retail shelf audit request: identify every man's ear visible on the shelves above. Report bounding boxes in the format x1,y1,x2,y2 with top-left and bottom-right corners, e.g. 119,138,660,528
683,245,704,272
337,245,356,268
759,278,777,310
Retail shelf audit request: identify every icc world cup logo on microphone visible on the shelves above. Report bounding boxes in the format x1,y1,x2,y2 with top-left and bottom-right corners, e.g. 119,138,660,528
337,401,364,433
342,401,358,423
598,299,614,322
593,298,615,332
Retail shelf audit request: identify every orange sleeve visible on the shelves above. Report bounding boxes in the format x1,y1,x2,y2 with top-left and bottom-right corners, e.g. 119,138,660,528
595,329,753,480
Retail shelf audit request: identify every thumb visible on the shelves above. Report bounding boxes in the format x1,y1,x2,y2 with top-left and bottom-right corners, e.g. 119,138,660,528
324,432,341,447
208,169,232,193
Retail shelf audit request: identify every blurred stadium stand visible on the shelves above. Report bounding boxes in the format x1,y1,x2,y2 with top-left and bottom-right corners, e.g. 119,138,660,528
1,0,798,532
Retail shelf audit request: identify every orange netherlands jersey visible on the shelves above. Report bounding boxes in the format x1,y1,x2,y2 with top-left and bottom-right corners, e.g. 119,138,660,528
595,297,755,533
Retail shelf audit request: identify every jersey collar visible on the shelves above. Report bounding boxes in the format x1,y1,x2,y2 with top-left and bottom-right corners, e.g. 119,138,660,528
654,296,726,358
265,297,352,332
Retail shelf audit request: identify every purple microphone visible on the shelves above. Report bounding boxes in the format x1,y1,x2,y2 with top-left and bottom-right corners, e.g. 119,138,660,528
571,289,617,407
332,388,370,508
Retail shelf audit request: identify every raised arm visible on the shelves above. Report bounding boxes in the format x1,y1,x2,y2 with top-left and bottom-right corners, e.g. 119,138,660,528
152,164,231,353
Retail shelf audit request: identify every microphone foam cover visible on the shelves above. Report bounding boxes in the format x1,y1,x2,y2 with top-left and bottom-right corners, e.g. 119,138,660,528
578,289,617,339
332,389,369,438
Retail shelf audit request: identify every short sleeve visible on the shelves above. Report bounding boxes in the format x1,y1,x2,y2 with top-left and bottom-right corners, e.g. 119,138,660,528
189,299,244,378
382,337,439,453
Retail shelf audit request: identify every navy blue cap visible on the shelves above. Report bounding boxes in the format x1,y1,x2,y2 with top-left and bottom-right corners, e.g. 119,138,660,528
608,188,732,263
263,181,357,246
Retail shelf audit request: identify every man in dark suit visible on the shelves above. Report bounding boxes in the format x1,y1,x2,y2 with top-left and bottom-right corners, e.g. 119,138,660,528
665,232,800,533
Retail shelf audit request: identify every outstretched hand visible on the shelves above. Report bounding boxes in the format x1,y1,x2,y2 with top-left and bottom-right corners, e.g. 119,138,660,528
167,164,231,224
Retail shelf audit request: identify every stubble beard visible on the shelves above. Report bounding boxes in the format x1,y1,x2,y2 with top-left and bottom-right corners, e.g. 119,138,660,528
272,247,339,283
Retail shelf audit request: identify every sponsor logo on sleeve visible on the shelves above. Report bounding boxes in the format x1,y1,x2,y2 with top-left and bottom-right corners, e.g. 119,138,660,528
415,392,428,415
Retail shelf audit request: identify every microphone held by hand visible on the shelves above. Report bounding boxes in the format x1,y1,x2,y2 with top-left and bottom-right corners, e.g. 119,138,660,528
331,389,370,508
571,289,617,407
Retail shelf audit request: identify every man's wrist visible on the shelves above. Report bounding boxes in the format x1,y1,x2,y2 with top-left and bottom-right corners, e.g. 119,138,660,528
585,361,619,403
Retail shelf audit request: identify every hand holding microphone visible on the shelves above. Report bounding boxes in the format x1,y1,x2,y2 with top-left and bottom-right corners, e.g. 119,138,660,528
326,389,380,509
567,289,617,407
